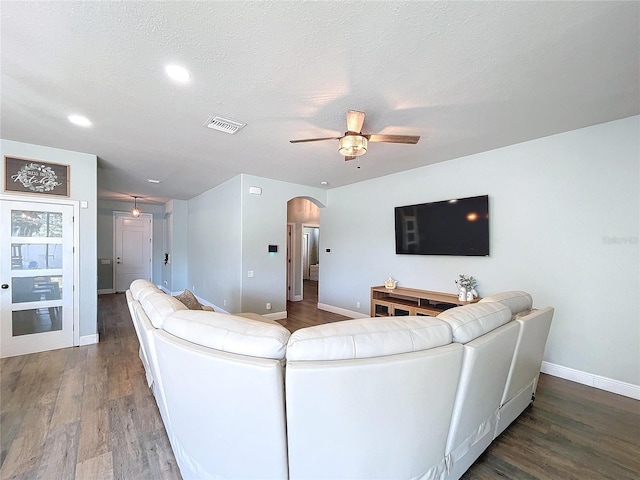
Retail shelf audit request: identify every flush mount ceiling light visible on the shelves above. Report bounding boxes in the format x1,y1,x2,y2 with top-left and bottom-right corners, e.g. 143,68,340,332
165,64,191,82
130,196,141,217
338,134,368,157
68,115,92,127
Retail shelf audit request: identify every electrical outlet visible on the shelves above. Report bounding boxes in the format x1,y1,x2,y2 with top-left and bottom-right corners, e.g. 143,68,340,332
356,301,361,308
192,286,195,292
248,270,254,278
223,299,227,306
266,302,272,310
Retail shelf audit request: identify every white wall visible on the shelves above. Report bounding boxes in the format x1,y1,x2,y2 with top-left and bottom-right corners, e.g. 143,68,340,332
239,175,327,314
0,139,98,338
320,116,639,387
162,199,188,293
187,175,243,312
187,174,327,315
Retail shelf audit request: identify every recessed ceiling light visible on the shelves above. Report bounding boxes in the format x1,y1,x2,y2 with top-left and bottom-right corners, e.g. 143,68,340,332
320,181,328,186
165,64,191,82
147,179,161,184
68,115,92,127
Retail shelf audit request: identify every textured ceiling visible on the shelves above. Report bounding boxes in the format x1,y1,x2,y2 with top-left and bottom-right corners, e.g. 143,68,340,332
1,1,638,204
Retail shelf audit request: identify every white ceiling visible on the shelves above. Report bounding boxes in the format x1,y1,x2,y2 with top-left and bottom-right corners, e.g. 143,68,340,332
1,1,638,204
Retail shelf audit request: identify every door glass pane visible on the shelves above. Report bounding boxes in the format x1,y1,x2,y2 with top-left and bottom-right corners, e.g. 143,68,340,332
11,243,62,270
12,307,63,336
12,276,63,303
11,211,63,237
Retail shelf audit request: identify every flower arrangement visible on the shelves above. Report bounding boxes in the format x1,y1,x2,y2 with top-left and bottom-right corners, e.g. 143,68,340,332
455,274,478,301
455,274,477,291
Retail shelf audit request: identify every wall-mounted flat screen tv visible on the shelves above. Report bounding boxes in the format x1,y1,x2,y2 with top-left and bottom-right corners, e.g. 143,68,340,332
395,195,489,256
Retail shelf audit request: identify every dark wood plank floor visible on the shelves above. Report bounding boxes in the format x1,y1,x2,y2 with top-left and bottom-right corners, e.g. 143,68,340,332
284,280,352,332
1,285,638,479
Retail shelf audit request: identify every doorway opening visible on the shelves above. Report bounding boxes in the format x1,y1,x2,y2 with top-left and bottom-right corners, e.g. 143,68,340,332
113,212,153,292
286,197,321,303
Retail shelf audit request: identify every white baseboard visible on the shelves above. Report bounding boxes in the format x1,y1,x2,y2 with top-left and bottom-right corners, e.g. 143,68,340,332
98,289,114,295
317,303,368,319
264,311,287,321
290,295,303,302
79,334,99,346
541,361,640,400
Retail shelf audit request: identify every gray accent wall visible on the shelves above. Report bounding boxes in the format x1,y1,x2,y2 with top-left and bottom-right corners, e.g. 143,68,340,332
1,139,98,338
319,116,639,386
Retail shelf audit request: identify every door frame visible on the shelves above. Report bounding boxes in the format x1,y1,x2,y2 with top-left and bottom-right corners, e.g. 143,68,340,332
112,211,153,291
287,223,296,301
301,223,319,300
0,194,80,348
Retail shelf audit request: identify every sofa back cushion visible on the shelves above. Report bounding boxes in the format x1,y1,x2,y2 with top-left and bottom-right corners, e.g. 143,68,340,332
286,316,452,361
130,279,160,300
437,302,512,344
285,319,462,479
141,292,188,328
479,291,533,317
163,310,290,360
154,329,288,479
500,306,555,406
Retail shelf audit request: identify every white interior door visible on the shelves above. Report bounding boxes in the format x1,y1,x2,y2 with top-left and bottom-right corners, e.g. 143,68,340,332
0,200,75,358
114,212,152,292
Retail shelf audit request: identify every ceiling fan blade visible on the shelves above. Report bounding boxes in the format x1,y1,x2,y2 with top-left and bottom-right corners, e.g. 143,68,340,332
344,156,357,161
346,110,365,133
367,134,420,144
290,137,341,143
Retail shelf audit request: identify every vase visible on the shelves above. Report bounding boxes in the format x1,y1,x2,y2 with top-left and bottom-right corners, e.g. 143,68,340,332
466,291,474,302
458,288,467,301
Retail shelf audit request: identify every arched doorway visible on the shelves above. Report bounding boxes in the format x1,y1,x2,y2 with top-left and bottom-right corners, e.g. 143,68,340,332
286,197,321,302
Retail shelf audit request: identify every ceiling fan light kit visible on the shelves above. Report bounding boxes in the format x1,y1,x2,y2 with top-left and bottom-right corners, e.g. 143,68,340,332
338,134,368,157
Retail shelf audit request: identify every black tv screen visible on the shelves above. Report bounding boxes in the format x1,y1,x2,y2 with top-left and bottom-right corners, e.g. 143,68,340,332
395,195,489,256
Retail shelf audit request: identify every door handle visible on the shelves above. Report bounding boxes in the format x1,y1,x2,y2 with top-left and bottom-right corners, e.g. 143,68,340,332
1,284,8,289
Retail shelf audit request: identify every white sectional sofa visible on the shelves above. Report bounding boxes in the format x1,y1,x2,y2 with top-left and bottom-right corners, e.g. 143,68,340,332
126,280,554,480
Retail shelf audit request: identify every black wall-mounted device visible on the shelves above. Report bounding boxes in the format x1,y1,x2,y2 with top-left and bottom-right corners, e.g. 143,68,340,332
268,245,278,253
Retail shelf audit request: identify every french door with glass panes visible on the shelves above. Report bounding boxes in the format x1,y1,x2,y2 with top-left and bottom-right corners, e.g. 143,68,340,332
0,199,76,358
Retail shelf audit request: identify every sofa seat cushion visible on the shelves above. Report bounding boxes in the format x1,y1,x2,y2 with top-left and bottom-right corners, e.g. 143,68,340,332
479,291,533,317
141,292,188,328
130,279,159,300
163,310,291,360
437,303,512,344
286,316,452,361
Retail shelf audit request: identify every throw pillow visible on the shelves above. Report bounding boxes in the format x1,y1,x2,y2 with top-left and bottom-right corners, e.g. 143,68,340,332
174,289,203,310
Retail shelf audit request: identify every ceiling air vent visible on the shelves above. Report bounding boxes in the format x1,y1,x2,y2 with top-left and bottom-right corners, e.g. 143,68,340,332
204,115,246,134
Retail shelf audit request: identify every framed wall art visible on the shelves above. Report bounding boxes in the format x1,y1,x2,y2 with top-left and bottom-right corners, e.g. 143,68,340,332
4,156,69,197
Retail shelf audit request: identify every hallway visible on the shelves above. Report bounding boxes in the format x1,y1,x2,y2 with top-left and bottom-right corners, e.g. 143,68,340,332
284,280,350,333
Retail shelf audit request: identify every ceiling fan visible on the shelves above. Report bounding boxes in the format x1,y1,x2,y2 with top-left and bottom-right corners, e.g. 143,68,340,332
290,110,420,161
